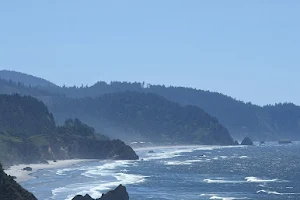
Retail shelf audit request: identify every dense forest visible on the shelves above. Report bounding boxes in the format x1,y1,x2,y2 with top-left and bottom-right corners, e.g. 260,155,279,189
0,94,138,166
1,70,300,141
49,92,234,145
56,81,300,140
0,162,37,200
0,70,59,89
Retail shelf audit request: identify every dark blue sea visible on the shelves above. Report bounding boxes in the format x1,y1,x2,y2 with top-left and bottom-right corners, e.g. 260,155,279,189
21,142,300,200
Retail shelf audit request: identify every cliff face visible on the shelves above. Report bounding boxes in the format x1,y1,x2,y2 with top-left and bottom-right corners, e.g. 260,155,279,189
0,94,138,167
72,184,129,200
0,163,37,200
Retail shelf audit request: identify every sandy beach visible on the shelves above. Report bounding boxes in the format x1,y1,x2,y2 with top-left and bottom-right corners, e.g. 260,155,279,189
4,159,90,183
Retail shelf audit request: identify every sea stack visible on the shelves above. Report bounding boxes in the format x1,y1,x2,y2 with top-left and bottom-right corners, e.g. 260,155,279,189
71,184,129,200
241,137,254,145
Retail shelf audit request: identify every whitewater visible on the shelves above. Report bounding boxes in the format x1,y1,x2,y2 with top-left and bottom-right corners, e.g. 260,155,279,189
21,142,300,200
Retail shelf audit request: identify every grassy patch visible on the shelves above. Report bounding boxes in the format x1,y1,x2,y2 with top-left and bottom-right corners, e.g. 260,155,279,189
28,134,48,147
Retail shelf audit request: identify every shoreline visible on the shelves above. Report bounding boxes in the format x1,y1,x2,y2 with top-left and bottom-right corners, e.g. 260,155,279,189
4,159,94,183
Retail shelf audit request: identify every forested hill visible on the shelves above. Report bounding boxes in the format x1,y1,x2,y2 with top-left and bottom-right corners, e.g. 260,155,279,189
49,92,234,145
1,71,300,141
0,70,58,89
0,94,138,166
57,82,300,141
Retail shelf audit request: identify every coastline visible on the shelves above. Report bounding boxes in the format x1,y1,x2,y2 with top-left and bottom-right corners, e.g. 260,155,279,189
4,159,93,183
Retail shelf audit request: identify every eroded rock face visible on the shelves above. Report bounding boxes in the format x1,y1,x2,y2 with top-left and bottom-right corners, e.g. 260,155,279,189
71,185,129,200
241,137,254,145
0,163,37,200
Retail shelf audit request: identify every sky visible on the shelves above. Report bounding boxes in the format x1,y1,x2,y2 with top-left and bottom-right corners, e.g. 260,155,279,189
0,1,299,106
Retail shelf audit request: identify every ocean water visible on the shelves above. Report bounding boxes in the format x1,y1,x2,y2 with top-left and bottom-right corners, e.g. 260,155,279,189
21,142,300,200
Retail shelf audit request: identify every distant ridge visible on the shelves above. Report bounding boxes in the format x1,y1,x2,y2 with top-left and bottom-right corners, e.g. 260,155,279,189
0,70,300,141
0,70,58,88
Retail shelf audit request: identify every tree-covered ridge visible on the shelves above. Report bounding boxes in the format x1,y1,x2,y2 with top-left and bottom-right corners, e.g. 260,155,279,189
0,78,54,97
0,163,37,200
0,94,138,166
1,70,300,141
0,94,56,137
57,81,300,141
0,70,59,88
49,92,234,145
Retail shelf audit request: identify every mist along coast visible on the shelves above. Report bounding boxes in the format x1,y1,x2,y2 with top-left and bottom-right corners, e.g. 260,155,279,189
17,143,300,200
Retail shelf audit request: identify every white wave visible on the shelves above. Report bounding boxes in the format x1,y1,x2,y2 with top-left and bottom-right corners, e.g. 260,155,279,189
51,160,146,200
257,190,300,195
257,190,281,195
137,145,242,161
142,148,197,161
203,179,244,184
52,172,147,200
239,156,248,159
200,194,248,200
220,156,228,159
56,167,79,176
210,196,237,200
245,177,281,183
164,159,203,166
81,160,134,177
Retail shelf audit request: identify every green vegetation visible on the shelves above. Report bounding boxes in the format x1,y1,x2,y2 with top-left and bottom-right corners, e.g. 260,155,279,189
0,163,37,200
50,92,234,145
0,94,138,166
51,81,300,141
3,70,300,141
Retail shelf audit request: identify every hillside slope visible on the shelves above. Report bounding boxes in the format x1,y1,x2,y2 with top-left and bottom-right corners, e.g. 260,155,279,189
49,92,234,145
0,94,138,166
58,81,300,141
0,70,58,89
1,71,299,141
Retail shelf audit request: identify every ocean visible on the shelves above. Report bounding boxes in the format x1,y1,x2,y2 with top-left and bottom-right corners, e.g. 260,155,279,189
21,142,300,200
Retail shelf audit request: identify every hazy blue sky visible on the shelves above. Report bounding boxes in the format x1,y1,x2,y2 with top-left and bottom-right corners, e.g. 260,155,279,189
0,1,299,105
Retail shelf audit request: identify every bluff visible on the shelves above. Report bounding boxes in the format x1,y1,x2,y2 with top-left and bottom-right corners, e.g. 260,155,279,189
0,94,138,166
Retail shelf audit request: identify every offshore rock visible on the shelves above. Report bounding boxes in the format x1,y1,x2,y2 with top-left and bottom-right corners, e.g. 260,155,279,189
72,184,129,200
241,137,254,145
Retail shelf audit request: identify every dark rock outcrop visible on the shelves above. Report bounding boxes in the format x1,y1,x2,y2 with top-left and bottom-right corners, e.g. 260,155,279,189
72,194,94,200
72,184,129,200
234,140,239,145
22,167,33,171
0,163,37,200
241,137,254,145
